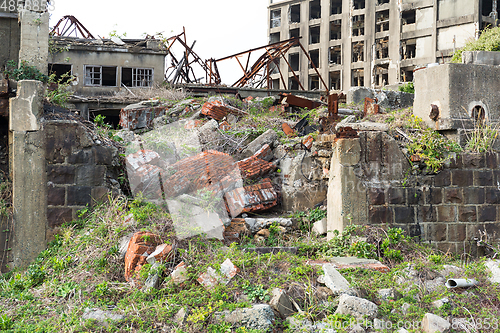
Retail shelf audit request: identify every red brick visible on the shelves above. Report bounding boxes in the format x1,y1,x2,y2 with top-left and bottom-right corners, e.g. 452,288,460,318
225,179,278,216
237,156,276,179
201,101,247,121
124,231,161,282
303,135,314,150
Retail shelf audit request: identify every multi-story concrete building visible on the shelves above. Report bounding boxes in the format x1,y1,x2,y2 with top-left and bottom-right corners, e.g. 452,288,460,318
267,0,499,91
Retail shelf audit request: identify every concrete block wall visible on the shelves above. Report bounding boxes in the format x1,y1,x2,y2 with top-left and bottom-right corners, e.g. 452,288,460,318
45,120,119,239
367,152,500,253
328,131,500,253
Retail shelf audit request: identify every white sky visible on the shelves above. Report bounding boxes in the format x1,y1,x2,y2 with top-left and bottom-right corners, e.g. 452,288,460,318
49,0,270,84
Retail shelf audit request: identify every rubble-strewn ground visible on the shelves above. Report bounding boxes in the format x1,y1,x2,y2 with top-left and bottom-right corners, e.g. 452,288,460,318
1,90,500,332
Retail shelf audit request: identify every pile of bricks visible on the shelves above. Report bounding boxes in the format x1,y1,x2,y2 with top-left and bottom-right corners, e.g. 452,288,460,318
225,178,278,216
237,155,276,179
201,100,248,121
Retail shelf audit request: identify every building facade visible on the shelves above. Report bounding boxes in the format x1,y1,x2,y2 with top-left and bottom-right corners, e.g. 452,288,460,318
268,0,498,92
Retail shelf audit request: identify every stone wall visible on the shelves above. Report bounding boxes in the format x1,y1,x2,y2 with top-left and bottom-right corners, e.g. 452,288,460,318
45,120,120,240
328,131,500,252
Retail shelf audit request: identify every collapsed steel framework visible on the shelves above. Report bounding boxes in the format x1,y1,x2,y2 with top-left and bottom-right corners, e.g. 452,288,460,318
50,15,95,39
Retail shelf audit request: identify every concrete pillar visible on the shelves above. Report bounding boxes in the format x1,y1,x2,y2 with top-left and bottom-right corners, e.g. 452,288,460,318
8,3,49,269
326,138,367,239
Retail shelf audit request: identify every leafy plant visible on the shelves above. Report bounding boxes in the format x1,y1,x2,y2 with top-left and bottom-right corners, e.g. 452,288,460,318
0,314,13,330
242,283,270,302
4,60,49,83
45,72,74,107
398,82,415,94
451,26,500,63
407,128,462,172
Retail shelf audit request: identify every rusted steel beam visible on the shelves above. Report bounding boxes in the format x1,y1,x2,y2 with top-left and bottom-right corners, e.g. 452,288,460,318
215,37,300,62
50,15,94,39
363,97,379,117
280,93,323,109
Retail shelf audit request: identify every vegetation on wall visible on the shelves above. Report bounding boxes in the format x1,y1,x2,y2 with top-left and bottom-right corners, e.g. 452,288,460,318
451,25,500,63
3,60,49,83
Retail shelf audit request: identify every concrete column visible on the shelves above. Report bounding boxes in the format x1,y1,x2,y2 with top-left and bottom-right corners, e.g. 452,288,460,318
364,2,376,88
8,3,49,269
388,0,401,83
342,0,352,89
326,138,367,239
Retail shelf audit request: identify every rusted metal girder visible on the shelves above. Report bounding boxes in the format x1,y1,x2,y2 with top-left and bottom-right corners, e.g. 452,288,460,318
336,127,359,139
50,15,94,39
211,37,329,91
280,93,323,109
164,29,220,85
363,97,379,117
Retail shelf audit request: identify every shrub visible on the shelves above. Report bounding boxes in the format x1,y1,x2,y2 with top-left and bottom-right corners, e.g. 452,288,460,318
4,60,49,83
451,26,500,63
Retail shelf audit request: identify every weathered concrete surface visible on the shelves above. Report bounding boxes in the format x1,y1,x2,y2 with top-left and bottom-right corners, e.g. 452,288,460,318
347,87,414,110
421,313,450,333
242,129,278,158
18,8,49,74
327,138,367,237
0,15,21,68
414,63,500,130
213,304,274,332
10,130,47,269
9,80,44,131
322,264,352,295
485,260,500,284
269,288,296,318
335,294,378,320
462,51,500,66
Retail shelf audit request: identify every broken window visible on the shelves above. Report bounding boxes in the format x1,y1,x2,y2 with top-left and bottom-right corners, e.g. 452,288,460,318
330,71,341,90
352,69,364,87
353,0,365,10
289,28,300,39
309,75,320,90
309,25,320,44
270,32,280,44
376,37,389,59
84,66,117,87
48,64,72,83
271,79,280,90
289,53,300,72
331,0,342,15
402,10,416,25
122,68,153,87
401,39,416,59
400,68,414,82
352,15,365,36
375,64,389,87
352,42,364,62
310,0,321,19
309,49,320,68
289,4,300,23
377,0,390,5
329,45,341,65
330,20,342,40
376,10,390,32
270,9,281,28
270,59,280,74
289,76,300,90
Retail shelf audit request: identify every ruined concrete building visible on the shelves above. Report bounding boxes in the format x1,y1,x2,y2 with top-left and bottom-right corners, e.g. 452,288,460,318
268,0,499,91
48,37,167,96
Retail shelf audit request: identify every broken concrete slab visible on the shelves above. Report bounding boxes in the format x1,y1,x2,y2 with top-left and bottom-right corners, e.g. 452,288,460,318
83,308,125,325
377,287,402,302
336,122,389,132
244,217,293,234
335,294,378,320
270,288,296,318
347,86,413,110
125,149,161,172
329,257,389,273
120,106,167,130
485,259,500,284
421,313,450,333
322,264,352,295
171,262,189,284
462,51,500,66
312,218,327,235
253,143,273,162
242,129,278,158
197,259,239,289
213,304,274,332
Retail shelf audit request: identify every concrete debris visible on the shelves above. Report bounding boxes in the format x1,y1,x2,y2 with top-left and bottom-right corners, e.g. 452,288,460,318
241,129,278,158
223,218,249,243
118,233,134,259
485,259,500,284
270,288,297,318
125,149,161,172
431,297,450,309
244,217,293,234
174,307,188,325
253,143,274,162
198,119,218,135
243,247,298,255
438,265,464,278
171,261,189,285
83,308,125,324
197,259,239,289
213,304,275,332
146,243,173,265
329,257,389,272
322,264,353,295
377,287,402,302
119,106,168,130
347,86,414,110
143,267,160,291
335,294,378,320
312,218,327,235
225,178,278,216
421,313,451,333
336,121,389,132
